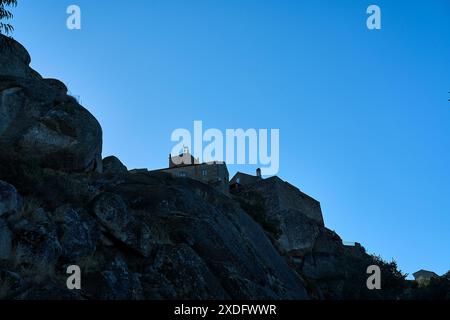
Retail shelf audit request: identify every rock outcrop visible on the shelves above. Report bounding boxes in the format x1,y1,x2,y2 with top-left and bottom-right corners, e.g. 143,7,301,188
0,180,18,217
0,37,311,300
0,36,39,80
102,156,128,176
1,35,436,300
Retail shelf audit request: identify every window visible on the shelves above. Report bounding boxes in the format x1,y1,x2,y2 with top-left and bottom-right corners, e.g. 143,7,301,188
236,178,241,184
202,170,207,176
179,172,187,177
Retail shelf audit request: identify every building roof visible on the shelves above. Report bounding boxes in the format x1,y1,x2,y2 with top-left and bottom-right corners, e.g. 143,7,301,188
230,171,261,186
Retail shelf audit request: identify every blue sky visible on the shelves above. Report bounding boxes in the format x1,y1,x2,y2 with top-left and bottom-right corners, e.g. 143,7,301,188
10,0,450,277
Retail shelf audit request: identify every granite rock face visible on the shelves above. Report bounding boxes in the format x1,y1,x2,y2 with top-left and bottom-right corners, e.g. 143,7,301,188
231,176,324,255
0,36,39,80
0,36,420,300
102,156,128,176
0,180,18,217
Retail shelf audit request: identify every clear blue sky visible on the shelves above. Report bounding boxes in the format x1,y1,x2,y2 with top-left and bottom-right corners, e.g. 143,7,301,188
10,0,450,277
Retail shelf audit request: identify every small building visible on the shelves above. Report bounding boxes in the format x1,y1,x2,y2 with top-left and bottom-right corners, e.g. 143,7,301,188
153,148,230,194
413,269,439,286
229,169,263,189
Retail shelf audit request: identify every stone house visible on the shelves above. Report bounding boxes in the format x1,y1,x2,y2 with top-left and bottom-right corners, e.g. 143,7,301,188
413,269,439,286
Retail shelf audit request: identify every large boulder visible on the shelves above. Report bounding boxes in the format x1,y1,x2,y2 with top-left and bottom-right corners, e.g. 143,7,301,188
0,219,12,261
0,36,41,80
16,278,81,300
7,206,62,277
53,206,99,263
0,36,103,173
231,176,324,255
0,270,25,299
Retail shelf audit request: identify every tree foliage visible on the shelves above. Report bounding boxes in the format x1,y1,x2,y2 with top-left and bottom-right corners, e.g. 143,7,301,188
0,0,17,35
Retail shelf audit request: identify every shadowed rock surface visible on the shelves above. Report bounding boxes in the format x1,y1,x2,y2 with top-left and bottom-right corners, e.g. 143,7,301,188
0,36,446,300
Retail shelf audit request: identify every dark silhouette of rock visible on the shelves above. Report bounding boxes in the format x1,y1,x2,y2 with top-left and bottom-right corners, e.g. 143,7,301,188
0,36,103,173
0,218,12,261
0,32,312,297
0,180,18,216
0,270,25,299
141,244,229,299
53,206,98,262
0,36,39,80
230,166,406,299
92,192,154,258
6,206,62,276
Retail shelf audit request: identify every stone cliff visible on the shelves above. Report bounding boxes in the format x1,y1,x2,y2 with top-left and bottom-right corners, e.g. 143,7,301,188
1,36,439,300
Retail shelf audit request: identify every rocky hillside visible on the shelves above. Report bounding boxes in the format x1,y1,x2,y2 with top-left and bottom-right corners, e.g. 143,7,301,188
0,36,432,300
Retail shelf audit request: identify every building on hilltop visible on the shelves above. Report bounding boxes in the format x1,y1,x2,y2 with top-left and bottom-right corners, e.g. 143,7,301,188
229,168,263,189
152,148,229,194
229,171,324,226
169,146,200,168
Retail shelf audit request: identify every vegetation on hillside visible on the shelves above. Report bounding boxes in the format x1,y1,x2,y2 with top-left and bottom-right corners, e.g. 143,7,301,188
0,0,17,35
